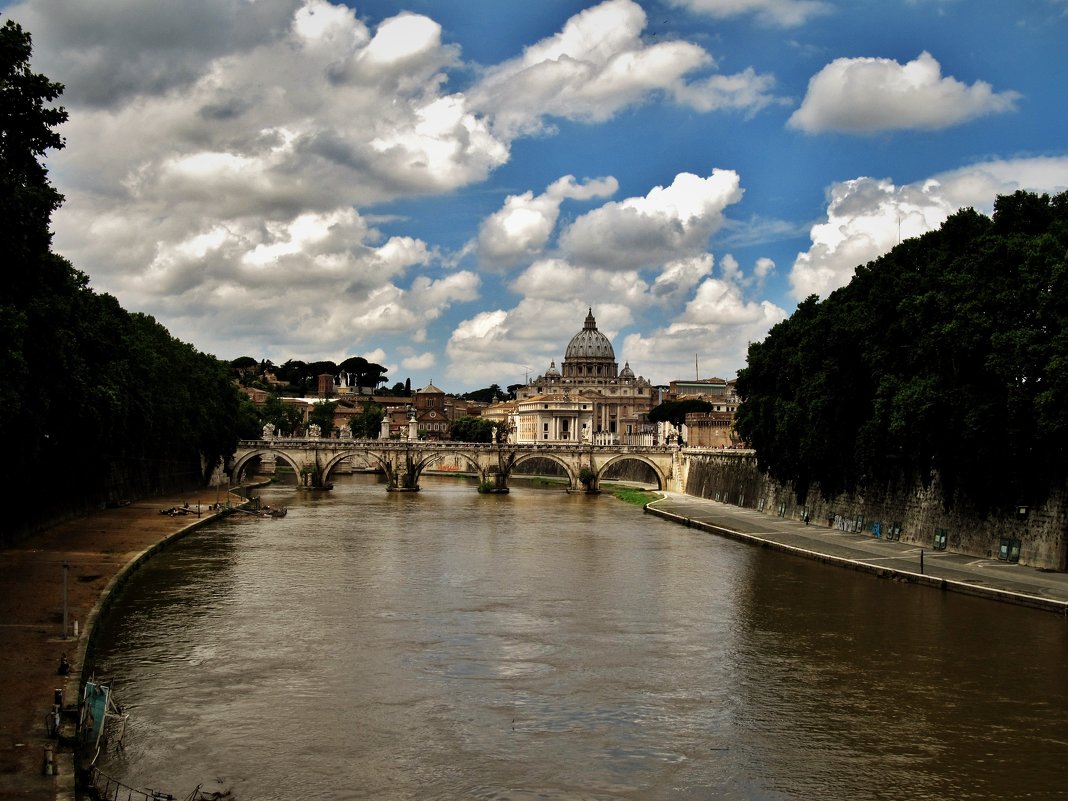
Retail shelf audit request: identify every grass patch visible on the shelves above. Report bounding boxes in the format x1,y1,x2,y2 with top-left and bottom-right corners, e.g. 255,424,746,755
607,485,662,507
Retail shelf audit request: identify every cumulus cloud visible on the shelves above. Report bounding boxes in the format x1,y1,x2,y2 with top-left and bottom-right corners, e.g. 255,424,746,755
469,0,782,137
622,249,787,380
559,170,744,270
444,164,782,385
668,0,831,27
621,275,788,382
673,68,787,115
651,255,716,305
447,240,783,387
789,156,1068,299
27,0,505,364
789,51,1019,133
5,0,303,108
445,299,637,387
401,352,437,371
476,175,618,268
11,0,786,372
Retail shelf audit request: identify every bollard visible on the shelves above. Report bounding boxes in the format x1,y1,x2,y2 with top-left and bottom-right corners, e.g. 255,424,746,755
73,620,79,637
920,548,925,575
42,745,54,776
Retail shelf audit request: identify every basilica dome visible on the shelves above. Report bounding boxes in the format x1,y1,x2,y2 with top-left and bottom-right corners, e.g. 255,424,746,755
562,308,618,380
565,309,616,361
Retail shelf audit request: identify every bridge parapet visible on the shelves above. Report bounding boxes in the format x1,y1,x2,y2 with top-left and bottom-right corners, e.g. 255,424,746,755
231,439,682,492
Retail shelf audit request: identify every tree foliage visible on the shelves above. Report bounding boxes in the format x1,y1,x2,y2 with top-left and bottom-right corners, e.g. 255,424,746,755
648,399,713,429
349,402,385,439
260,395,304,436
461,384,503,404
338,356,388,394
735,191,1068,512
308,400,338,434
0,22,243,539
450,416,497,443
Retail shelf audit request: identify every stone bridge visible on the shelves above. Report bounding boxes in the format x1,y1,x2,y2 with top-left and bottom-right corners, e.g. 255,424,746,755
230,438,682,493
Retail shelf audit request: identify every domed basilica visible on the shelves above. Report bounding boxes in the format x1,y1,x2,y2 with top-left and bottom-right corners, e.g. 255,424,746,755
510,309,655,444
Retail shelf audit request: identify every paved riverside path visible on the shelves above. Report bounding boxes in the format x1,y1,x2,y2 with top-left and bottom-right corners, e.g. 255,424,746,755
0,491,238,801
646,493,1068,615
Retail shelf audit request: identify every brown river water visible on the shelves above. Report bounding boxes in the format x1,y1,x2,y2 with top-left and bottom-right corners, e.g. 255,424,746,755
92,474,1068,800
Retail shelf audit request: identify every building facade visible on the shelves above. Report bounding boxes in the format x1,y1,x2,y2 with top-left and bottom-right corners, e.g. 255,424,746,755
513,309,655,444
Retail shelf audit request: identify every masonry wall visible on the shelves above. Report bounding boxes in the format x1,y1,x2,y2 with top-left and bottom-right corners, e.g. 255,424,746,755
682,450,1068,571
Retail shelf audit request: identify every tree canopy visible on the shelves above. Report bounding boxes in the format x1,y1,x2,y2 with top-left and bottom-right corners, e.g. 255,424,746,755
460,384,504,404
648,399,713,430
0,21,243,538
734,190,1068,513
349,402,385,439
338,356,388,394
450,416,497,443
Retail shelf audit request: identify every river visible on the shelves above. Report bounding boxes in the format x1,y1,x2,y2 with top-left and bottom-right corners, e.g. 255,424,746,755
91,474,1068,800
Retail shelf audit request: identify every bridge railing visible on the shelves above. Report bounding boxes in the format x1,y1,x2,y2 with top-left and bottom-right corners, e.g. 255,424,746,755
236,439,680,453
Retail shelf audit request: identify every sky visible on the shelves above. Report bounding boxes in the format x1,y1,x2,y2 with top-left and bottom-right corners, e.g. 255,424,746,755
5,0,1068,392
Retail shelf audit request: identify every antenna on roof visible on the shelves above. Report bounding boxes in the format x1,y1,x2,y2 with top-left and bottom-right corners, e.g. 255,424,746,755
696,353,699,381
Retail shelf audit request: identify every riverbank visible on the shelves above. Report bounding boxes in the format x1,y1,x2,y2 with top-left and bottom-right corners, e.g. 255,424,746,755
0,489,247,801
646,492,1068,615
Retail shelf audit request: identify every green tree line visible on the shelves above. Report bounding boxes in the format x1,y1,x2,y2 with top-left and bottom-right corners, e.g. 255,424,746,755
735,190,1068,513
0,21,242,539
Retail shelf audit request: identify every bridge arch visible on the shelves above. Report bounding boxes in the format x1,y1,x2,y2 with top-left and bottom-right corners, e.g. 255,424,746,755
321,449,390,483
596,454,669,490
413,449,487,484
511,452,578,488
231,449,303,484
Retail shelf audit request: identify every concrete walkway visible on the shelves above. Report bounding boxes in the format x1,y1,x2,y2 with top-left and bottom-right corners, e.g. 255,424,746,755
646,493,1068,615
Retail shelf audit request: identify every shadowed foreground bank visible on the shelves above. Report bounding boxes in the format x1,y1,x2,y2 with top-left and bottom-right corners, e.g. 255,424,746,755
0,491,239,800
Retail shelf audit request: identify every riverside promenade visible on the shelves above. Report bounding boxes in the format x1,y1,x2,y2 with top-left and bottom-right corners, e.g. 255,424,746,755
647,492,1068,615
0,491,237,801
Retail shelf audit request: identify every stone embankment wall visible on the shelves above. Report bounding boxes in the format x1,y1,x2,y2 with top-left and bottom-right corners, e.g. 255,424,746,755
682,450,1068,572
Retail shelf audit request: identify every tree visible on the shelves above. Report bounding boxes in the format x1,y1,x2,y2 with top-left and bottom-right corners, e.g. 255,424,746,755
230,356,258,370
450,416,496,443
0,21,245,538
349,402,385,439
0,20,68,305
461,384,503,404
339,356,388,394
648,399,713,430
275,360,309,393
308,400,338,435
261,395,304,436
735,191,1068,512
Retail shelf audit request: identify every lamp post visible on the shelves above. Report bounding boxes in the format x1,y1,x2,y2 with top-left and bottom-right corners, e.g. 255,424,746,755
62,562,69,638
